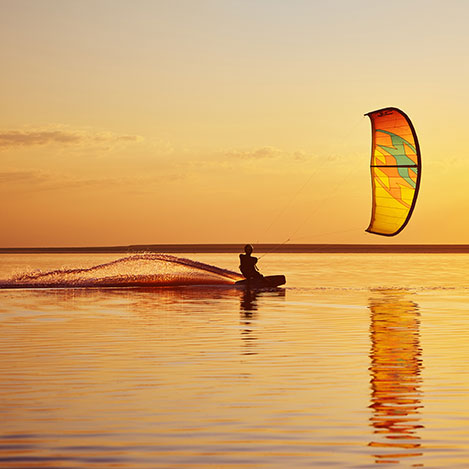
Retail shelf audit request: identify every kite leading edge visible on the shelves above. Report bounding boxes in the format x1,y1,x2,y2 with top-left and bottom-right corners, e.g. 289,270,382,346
366,107,422,236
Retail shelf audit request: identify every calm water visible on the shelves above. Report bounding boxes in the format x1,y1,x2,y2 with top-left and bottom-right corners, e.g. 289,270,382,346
1,253,469,467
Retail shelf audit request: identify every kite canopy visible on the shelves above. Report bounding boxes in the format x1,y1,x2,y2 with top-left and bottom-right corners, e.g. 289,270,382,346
366,107,421,236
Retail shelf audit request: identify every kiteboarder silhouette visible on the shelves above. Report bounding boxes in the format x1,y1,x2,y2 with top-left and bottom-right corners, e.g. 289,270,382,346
239,244,264,280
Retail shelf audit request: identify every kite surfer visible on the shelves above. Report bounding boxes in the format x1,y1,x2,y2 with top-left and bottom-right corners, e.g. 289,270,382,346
239,244,264,280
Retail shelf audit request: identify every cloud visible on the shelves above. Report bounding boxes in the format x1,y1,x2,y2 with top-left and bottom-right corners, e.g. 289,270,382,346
225,146,283,159
0,128,143,149
0,169,83,191
223,146,316,163
293,150,308,161
0,131,81,147
0,169,184,194
0,169,50,184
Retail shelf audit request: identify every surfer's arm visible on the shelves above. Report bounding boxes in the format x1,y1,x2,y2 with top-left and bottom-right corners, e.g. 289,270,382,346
252,256,260,271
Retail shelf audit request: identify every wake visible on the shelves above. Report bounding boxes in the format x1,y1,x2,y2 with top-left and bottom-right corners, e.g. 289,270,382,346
0,253,243,289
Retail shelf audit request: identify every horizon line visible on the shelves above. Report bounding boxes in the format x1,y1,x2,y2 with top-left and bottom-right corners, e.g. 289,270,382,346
3,243,469,254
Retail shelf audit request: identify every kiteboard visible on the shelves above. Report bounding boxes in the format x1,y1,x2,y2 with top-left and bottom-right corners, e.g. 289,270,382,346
235,275,286,288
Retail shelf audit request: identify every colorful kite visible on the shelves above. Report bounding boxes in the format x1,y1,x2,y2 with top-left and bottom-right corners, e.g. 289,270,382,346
366,107,422,236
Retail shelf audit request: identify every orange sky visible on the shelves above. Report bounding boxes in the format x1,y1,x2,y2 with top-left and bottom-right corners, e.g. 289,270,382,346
1,0,469,246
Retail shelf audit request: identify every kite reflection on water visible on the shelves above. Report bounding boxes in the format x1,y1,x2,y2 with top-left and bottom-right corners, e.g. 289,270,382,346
368,289,424,465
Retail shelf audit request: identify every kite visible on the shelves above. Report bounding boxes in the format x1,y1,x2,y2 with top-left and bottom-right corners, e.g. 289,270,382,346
366,107,421,236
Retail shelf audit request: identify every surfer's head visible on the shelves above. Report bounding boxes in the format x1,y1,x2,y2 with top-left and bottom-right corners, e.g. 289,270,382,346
244,244,253,255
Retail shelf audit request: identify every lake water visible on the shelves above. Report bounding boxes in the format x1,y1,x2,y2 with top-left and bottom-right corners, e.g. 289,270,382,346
1,253,469,467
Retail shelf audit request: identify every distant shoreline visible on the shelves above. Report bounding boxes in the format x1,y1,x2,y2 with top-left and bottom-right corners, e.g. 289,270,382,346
2,244,469,254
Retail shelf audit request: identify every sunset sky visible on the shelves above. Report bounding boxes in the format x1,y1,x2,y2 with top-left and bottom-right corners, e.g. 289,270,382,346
2,0,469,246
